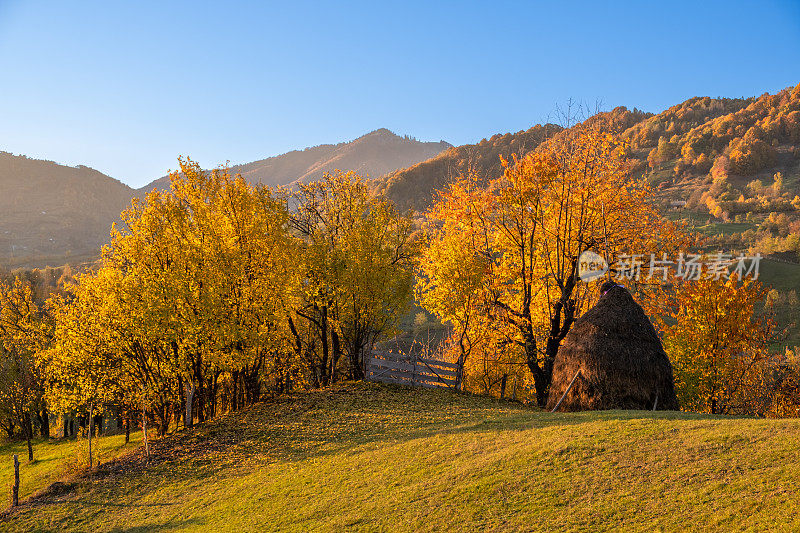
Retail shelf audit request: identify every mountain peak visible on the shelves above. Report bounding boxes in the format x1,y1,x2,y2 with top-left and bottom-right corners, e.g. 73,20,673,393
365,128,397,137
140,129,452,193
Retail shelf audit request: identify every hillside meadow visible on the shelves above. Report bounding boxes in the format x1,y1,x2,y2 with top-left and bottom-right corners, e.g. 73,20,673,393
0,431,141,503
3,382,799,532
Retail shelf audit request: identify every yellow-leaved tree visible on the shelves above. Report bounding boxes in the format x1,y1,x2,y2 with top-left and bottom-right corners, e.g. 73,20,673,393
659,277,779,414
45,158,300,438
289,171,417,385
0,278,50,461
418,122,685,404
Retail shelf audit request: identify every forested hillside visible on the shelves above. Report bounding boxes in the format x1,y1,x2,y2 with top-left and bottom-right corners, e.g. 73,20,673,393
373,123,562,212
375,85,800,221
0,153,135,269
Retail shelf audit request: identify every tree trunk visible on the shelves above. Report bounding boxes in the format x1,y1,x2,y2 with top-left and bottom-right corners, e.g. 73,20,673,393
348,339,366,381
243,369,261,405
124,417,130,444
177,373,185,428
523,330,550,407
330,328,342,383
11,454,19,507
320,309,330,386
37,407,50,439
3,418,15,439
193,352,206,423
23,413,33,462
230,371,239,411
142,407,150,458
185,381,195,430
88,404,94,469
196,378,206,424
210,373,220,418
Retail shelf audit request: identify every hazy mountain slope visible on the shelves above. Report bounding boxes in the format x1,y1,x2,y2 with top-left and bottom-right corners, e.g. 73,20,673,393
141,129,451,193
0,152,135,269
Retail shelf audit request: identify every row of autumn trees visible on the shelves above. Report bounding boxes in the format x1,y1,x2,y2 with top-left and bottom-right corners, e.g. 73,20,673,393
0,121,795,460
0,162,417,459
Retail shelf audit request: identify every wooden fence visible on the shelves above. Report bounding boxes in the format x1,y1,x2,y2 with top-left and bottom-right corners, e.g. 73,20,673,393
365,351,461,390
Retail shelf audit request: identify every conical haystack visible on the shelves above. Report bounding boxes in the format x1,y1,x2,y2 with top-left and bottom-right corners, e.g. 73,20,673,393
546,282,678,411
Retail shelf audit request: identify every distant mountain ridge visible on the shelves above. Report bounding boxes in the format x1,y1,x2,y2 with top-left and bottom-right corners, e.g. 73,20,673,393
0,152,135,269
5,84,799,270
141,128,451,192
1,129,451,269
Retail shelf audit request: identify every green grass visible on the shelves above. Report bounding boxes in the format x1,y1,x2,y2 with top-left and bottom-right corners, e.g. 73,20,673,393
0,430,141,503
760,257,800,293
4,382,800,532
758,259,800,347
694,221,757,236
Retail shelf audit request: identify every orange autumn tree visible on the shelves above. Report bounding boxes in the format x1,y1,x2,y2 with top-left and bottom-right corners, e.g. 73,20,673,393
659,276,779,414
418,122,684,405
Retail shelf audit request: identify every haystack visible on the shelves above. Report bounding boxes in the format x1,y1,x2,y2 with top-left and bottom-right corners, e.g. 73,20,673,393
546,281,678,411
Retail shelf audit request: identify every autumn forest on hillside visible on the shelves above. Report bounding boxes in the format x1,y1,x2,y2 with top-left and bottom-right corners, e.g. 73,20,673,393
0,80,799,532
3,0,800,528
1,84,799,464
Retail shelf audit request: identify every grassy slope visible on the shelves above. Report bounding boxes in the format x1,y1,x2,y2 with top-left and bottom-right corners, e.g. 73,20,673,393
4,383,800,532
0,431,141,502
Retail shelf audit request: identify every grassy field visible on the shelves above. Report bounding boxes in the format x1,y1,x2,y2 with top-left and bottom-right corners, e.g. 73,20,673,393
2,382,800,532
0,430,141,503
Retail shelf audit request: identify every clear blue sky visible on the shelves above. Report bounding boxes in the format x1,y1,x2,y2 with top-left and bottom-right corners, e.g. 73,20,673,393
1,0,798,188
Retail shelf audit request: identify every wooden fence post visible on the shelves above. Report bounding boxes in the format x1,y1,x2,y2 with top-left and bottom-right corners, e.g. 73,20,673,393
11,454,19,507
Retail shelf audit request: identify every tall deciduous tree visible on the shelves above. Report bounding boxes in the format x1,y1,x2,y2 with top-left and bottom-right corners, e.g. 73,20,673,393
45,158,300,434
290,171,416,384
660,277,778,414
0,278,50,461
418,124,684,405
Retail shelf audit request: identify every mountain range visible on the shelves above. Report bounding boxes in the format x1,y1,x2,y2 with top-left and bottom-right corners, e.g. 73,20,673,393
0,130,451,269
0,153,135,268
3,83,799,270
141,128,450,193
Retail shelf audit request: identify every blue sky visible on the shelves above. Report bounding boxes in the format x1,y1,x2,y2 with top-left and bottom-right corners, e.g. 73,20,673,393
0,1,798,188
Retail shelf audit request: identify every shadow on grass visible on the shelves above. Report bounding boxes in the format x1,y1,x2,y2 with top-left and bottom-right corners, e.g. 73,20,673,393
4,381,767,522
107,517,204,532
72,499,179,508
